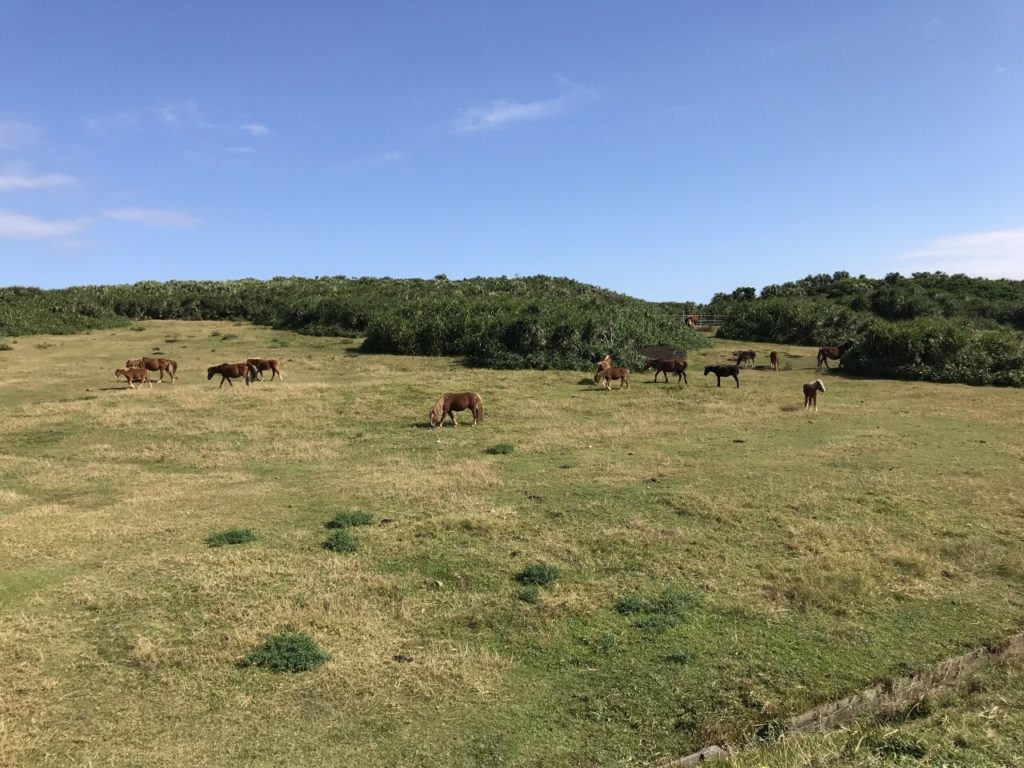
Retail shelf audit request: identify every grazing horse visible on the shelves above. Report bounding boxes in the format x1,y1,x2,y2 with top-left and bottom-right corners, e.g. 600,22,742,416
429,392,484,428
685,315,700,329
207,362,258,388
115,366,152,389
247,358,283,381
704,364,740,388
126,357,177,382
644,358,687,384
769,351,779,371
803,379,826,411
594,354,612,375
816,340,855,370
735,350,757,368
594,367,630,389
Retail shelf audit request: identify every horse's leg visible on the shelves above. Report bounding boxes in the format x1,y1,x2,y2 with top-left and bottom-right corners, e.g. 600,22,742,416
715,375,721,387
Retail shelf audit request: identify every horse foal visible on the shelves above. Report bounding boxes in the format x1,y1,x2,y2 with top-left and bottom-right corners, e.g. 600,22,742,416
594,367,630,390
115,367,153,389
769,351,779,371
803,379,825,411
703,364,740,388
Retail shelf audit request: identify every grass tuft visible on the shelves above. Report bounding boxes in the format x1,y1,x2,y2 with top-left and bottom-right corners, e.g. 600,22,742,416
323,529,359,553
514,563,560,586
206,528,256,547
486,443,515,455
326,510,374,528
239,631,330,673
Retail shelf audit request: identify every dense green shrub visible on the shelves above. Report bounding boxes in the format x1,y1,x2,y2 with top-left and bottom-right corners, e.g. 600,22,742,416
514,563,561,586
239,631,330,672
323,529,359,553
843,319,1024,386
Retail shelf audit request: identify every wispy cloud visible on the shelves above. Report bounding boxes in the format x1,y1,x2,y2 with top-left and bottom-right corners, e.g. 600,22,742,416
84,111,140,136
0,210,90,239
0,172,77,192
899,227,1024,279
102,207,202,228
240,123,271,137
0,118,41,151
451,79,593,134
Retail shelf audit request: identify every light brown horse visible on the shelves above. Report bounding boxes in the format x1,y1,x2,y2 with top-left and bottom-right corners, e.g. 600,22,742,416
115,366,153,389
429,392,484,427
594,354,612,375
643,358,687,384
769,351,779,371
735,350,757,368
803,379,826,411
685,314,700,329
126,357,177,382
207,362,258,388
816,340,855,370
247,358,283,381
594,367,630,389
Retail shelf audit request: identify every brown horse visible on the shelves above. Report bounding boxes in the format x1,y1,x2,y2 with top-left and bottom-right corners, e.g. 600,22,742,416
816,340,855,370
594,354,612,375
735,350,757,368
643,358,687,384
207,362,258,388
769,351,779,371
594,367,630,389
115,366,153,389
429,392,484,427
685,314,700,329
704,364,740,388
247,358,283,381
126,357,177,382
803,379,826,411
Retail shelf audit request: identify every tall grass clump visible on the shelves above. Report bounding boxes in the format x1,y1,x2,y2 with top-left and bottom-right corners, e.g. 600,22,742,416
206,528,256,547
239,631,330,672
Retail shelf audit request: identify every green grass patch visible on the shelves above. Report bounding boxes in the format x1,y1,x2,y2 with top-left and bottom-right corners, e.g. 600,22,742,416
323,529,359,553
206,528,256,548
486,443,514,455
514,563,560,586
239,631,330,673
326,510,374,528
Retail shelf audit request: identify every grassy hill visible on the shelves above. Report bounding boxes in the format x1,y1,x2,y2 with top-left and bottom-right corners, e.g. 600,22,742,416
2,321,1023,766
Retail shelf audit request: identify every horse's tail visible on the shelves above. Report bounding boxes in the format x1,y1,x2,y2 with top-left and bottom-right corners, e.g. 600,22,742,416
169,359,178,379
475,394,484,423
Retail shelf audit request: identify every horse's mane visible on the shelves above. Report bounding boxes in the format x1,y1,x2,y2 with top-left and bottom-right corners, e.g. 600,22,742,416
429,395,447,424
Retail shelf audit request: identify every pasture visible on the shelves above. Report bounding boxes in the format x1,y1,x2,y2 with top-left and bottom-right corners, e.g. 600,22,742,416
2,321,1023,767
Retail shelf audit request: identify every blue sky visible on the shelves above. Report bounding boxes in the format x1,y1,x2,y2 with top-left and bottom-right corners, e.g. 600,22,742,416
1,1,1022,301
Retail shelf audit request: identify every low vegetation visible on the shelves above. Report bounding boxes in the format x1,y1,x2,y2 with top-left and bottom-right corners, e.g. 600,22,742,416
206,528,257,547
2,321,1023,767
238,631,330,673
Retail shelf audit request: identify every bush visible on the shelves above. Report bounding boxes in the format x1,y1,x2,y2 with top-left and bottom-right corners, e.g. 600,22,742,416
326,511,374,528
206,528,256,547
323,529,359,553
514,563,561,586
486,443,514,455
239,631,330,672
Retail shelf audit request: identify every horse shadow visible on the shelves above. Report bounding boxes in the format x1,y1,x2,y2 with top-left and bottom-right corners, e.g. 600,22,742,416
780,404,801,412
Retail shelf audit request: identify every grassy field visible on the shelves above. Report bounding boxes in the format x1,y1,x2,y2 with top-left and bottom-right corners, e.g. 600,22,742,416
1,321,1023,767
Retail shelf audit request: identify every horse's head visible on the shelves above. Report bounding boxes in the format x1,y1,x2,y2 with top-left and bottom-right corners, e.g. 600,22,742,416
428,396,446,428
815,379,826,392
207,366,218,380
126,358,140,368
703,366,712,375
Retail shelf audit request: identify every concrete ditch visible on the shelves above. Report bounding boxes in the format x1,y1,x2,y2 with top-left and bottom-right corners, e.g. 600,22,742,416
658,630,1024,766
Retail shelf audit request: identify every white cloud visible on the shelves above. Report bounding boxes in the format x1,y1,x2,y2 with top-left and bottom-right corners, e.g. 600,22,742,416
899,227,1024,279
84,110,141,136
0,210,90,239
240,123,271,137
102,207,202,228
157,99,205,128
0,118,41,151
0,173,77,192
451,80,593,134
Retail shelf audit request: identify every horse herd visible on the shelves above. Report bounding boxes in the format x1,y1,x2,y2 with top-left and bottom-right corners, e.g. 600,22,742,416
114,356,283,389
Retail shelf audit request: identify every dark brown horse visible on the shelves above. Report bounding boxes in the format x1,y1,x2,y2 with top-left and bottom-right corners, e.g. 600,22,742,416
429,392,484,427
643,358,687,384
816,340,855,370
115,366,152,389
769,351,779,371
247,358,283,381
207,362,258,388
803,379,826,411
735,350,757,368
594,367,630,389
704,364,740,388
126,357,177,382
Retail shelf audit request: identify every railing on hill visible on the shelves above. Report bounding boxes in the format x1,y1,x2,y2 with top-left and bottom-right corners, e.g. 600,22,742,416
681,314,728,329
